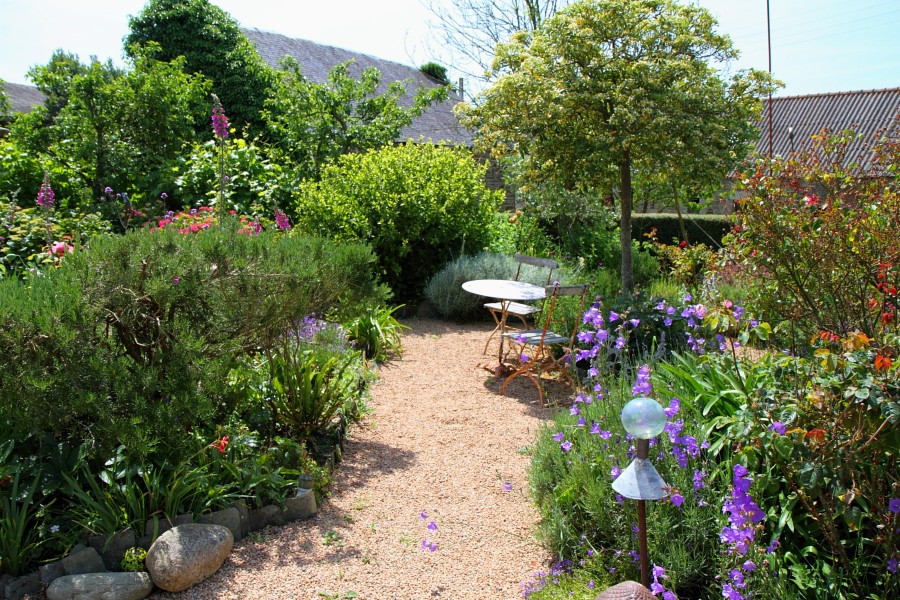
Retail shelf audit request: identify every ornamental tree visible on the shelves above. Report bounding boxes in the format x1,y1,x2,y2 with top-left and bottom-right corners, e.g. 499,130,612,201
459,0,775,292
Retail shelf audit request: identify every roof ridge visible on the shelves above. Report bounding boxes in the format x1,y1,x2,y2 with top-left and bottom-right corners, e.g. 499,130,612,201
241,27,422,73
772,87,900,101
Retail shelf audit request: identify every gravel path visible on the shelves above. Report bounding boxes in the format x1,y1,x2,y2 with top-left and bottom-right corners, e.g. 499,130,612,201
157,317,563,600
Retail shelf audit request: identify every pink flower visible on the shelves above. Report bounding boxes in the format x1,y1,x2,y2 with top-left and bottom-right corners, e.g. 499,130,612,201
50,241,73,257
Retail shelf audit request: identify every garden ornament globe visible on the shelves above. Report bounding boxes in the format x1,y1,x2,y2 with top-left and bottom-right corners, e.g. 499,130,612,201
612,397,669,589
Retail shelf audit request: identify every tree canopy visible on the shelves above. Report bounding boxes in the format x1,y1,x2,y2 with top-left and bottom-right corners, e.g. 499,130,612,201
125,0,274,135
459,0,776,291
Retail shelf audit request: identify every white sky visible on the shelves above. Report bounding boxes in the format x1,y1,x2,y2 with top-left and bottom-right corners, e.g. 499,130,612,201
1,0,898,97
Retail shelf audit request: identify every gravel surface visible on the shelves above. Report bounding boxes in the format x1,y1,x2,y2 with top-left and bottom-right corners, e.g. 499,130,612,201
153,317,568,600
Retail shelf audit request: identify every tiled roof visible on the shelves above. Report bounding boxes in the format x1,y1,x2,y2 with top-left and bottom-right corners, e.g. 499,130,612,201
242,28,472,146
757,87,900,172
2,81,46,114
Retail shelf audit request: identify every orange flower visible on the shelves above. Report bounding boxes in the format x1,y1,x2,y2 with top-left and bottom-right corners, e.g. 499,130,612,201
210,436,230,453
805,429,826,444
875,354,892,371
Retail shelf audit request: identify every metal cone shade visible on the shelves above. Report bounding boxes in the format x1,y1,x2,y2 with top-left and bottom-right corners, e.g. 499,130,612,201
611,458,668,500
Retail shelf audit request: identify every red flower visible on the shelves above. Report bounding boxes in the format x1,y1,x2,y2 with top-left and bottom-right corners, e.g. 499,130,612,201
875,354,892,371
210,436,230,453
679,240,687,249
805,429,826,445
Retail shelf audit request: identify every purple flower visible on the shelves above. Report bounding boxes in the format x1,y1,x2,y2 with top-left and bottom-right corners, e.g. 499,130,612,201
172,276,181,285
742,560,757,572
576,416,586,427
610,465,622,479
588,580,595,589
888,557,898,574
608,311,620,322
693,469,706,490
652,564,666,579
569,404,580,416
211,97,230,139
632,364,652,396
420,511,427,520
421,539,438,552
589,422,601,435
664,397,681,418
768,421,787,435
36,174,55,208
889,498,900,514
663,317,673,327
629,318,640,328
766,539,780,554
662,592,677,600
615,336,627,349
502,481,512,491
551,432,565,442
274,208,291,230
561,441,573,452
670,493,684,507
103,186,114,195
650,581,665,594
427,520,438,531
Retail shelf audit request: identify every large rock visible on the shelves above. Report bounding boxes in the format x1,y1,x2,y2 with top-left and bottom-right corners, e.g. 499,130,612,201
4,572,41,600
198,507,242,542
62,546,106,576
89,528,136,571
283,488,317,521
145,523,233,592
46,572,153,600
248,504,284,531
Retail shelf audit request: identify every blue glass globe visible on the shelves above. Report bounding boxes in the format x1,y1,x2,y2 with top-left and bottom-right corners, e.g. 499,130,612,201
620,397,666,439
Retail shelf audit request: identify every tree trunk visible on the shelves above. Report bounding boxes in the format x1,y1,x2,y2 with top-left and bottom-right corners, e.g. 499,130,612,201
619,152,634,293
673,180,688,244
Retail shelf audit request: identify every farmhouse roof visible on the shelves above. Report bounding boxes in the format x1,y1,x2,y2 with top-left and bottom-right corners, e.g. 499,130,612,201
241,28,472,146
2,81,46,114
757,87,900,172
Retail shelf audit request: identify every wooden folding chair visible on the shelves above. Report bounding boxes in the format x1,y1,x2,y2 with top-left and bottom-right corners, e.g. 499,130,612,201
482,253,560,355
500,283,590,406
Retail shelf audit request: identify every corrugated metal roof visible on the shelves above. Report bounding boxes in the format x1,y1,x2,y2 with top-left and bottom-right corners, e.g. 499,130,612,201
242,28,472,146
756,87,900,172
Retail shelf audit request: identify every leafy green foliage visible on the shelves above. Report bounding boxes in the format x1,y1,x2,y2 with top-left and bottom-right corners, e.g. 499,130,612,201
461,0,776,291
173,137,292,215
419,62,450,84
293,142,503,302
12,46,210,204
343,305,409,362
125,0,275,135
265,57,449,182
0,468,42,576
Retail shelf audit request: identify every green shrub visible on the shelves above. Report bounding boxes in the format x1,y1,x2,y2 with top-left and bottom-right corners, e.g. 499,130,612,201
0,224,382,463
424,252,574,321
292,142,504,302
343,304,408,362
632,213,732,248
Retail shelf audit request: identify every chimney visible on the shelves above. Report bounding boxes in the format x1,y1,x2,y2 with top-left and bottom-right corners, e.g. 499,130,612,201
458,78,465,100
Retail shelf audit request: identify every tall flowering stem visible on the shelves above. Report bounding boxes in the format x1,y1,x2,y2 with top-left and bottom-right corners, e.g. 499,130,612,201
36,172,55,251
211,94,229,216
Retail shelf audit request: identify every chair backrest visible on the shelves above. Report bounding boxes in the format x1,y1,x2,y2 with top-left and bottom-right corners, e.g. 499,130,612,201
513,253,560,285
539,283,591,344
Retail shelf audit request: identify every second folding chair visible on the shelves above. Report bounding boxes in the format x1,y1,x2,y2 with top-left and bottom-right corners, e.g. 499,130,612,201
500,283,590,406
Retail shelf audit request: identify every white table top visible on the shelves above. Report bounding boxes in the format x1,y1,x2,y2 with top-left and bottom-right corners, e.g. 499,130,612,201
461,279,545,301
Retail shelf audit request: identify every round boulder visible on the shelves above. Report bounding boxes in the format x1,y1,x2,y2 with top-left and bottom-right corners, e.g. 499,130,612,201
145,523,233,592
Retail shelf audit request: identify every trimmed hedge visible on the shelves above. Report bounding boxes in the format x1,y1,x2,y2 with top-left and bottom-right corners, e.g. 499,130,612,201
632,213,732,247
